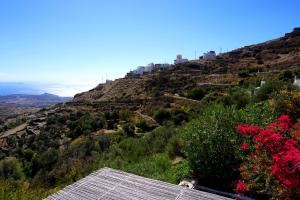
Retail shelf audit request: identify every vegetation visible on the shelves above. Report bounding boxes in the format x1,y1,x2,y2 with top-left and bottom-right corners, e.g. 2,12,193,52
1,50,300,199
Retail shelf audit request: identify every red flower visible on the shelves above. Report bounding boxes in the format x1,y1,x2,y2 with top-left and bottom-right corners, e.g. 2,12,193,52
269,115,293,132
235,180,247,195
235,124,262,136
271,147,300,188
237,115,300,193
241,143,250,151
253,129,285,153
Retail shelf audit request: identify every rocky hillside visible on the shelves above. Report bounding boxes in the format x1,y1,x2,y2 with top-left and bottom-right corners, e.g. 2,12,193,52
74,28,300,103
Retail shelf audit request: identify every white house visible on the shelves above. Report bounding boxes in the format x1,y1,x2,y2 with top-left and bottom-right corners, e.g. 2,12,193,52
144,63,155,73
202,51,216,60
132,66,145,75
294,76,300,87
174,54,188,65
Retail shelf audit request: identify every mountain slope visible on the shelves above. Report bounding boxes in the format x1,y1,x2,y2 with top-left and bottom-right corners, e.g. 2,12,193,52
74,27,300,103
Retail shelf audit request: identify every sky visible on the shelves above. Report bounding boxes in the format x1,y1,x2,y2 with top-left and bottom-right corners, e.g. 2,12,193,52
0,0,299,96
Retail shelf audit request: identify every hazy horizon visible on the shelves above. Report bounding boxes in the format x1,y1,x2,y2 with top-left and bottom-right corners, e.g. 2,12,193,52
0,82,95,97
1,0,300,96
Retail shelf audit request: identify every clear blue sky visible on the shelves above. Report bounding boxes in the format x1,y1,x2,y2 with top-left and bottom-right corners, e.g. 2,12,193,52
0,0,299,96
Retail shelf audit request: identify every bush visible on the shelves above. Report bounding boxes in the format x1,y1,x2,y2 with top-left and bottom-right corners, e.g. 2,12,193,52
274,91,300,119
186,87,206,100
182,105,240,190
153,109,172,124
171,109,189,125
39,148,59,171
255,80,284,101
221,88,251,109
0,157,24,181
182,103,278,190
135,120,155,133
278,70,293,81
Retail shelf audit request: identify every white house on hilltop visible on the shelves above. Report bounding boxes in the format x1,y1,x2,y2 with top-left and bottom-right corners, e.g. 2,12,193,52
174,54,188,65
132,66,145,75
202,51,216,60
144,63,155,73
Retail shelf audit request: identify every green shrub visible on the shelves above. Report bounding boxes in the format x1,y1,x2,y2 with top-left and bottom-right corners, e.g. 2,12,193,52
171,109,189,125
182,103,277,190
221,88,251,109
255,80,285,101
182,105,240,190
39,148,59,171
0,157,24,181
186,87,206,100
153,109,172,124
278,70,293,81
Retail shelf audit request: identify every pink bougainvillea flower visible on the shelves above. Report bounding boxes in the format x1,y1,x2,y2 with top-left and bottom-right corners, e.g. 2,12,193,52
269,115,293,132
271,147,300,188
235,180,247,195
235,124,262,136
253,129,285,153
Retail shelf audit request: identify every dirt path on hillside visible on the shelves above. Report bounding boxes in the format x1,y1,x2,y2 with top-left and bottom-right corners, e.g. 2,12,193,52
0,123,27,138
134,111,158,124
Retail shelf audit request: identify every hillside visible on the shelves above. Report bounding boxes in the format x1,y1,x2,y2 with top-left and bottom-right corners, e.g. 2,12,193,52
0,28,300,199
74,27,300,103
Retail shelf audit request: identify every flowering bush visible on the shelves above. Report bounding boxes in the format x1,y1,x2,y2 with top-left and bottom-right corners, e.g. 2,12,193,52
235,115,300,199
235,180,247,195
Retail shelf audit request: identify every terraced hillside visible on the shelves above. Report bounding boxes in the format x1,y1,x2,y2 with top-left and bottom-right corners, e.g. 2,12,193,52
74,28,300,103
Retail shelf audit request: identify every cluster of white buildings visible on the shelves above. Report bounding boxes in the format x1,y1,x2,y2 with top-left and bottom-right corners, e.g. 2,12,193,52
130,63,171,76
129,51,217,76
129,54,191,76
